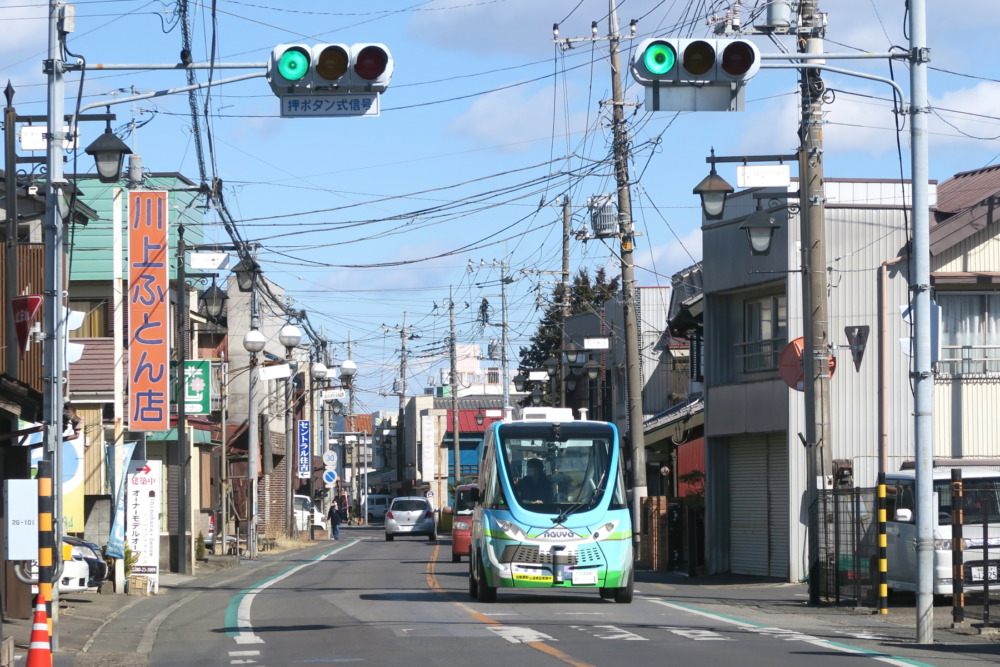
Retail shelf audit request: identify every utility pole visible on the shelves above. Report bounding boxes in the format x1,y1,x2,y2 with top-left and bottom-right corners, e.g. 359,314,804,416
797,0,832,606
562,196,571,323
908,0,934,645
449,289,460,486
607,0,648,551
396,314,408,493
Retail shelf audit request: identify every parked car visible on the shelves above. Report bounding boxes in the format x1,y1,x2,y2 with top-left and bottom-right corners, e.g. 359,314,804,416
63,536,110,589
293,494,327,533
448,483,478,563
364,494,392,522
385,496,436,541
29,539,93,595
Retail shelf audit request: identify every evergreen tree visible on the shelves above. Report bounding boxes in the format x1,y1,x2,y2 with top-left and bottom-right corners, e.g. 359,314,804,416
517,268,619,405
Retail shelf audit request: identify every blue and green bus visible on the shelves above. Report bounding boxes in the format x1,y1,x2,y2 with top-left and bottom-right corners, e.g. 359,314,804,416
468,408,633,603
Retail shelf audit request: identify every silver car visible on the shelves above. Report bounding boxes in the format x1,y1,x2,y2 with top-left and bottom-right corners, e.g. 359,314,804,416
385,497,437,541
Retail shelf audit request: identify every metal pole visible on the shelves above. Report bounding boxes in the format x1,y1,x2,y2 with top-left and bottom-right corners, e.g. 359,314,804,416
176,226,190,574
500,261,511,420
607,0,647,551
908,0,934,643
285,346,295,538
247,284,260,558
42,3,68,637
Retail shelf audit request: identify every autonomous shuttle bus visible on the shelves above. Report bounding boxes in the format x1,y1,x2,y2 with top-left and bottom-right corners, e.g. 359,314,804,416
468,408,633,602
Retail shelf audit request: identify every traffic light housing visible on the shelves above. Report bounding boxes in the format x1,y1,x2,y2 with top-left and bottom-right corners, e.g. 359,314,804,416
267,43,394,95
631,38,761,111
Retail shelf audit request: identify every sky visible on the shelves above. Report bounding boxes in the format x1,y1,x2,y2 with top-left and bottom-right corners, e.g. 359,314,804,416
2,0,998,416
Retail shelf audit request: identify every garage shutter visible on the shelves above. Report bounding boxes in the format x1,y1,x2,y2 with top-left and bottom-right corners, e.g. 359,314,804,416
729,435,788,577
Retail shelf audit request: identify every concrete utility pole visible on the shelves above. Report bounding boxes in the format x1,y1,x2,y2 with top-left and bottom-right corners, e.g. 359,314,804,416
908,0,934,645
396,313,408,492
449,289,460,486
796,0,833,606
607,0,648,551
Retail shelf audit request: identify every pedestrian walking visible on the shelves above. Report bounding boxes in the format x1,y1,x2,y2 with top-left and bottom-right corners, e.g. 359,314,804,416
327,501,342,540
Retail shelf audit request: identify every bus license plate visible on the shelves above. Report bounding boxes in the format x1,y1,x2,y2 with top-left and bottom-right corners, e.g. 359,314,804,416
572,569,597,585
970,565,998,582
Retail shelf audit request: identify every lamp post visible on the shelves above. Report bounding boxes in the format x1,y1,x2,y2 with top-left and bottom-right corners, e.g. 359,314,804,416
279,323,302,537
234,258,262,557
339,358,359,518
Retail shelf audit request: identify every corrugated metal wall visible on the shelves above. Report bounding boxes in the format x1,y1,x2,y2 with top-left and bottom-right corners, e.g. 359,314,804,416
0,244,47,391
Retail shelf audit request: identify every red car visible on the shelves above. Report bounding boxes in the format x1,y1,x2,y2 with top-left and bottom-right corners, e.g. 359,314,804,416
450,483,478,563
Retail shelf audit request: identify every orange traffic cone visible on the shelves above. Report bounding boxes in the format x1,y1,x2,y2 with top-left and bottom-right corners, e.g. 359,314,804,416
26,594,52,667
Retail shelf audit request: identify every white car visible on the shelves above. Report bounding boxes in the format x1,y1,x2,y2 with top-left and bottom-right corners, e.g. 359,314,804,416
293,494,327,532
30,542,93,595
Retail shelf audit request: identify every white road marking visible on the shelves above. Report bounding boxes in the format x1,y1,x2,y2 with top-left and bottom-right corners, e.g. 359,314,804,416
667,628,732,641
650,599,938,667
232,541,359,645
570,625,647,641
488,626,557,644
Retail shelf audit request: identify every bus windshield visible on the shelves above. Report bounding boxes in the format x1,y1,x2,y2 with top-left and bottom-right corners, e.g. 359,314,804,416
498,422,624,513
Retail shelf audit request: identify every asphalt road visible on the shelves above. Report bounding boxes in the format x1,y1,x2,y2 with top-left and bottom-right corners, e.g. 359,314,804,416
19,525,1000,667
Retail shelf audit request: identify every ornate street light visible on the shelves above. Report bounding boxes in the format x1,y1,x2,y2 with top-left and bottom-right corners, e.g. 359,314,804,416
474,410,485,426
693,149,734,221
513,372,526,392
339,358,357,388
740,201,779,256
279,323,302,350
84,118,132,184
199,279,228,318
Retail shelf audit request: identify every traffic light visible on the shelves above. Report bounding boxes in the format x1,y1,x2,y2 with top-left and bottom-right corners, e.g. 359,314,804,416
267,43,393,95
630,38,761,111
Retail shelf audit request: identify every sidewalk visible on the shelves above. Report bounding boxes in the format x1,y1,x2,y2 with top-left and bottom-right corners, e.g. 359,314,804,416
2,553,246,667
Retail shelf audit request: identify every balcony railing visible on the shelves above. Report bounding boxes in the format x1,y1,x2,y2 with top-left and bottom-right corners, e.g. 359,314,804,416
736,337,783,373
937,345,1000,375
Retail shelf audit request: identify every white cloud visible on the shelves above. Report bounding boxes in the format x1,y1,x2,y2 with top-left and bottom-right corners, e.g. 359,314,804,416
447,83,587,152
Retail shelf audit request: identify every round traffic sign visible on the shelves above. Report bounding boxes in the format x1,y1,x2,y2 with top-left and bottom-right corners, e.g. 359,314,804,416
323,470,338,485
323,450,338,467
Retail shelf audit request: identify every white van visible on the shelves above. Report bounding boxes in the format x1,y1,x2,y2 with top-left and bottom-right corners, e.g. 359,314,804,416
364,494,392,522
885,462,1000,595
293,495,327,532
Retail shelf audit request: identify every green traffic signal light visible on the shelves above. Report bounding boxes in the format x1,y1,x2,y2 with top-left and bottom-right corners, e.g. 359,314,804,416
642,41,676,76
277,46,310,81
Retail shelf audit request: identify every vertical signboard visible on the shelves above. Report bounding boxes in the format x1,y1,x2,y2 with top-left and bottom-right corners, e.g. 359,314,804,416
128,191,170,431
127,459,161,592
182,360,211,415
297,420,311,479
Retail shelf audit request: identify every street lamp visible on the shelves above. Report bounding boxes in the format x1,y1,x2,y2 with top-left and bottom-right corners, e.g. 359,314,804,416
279,323,301,537
83,118,131,183
693,149,734,221
513,372,526,392
199,279,227,318
740,200,779,256
474,410,485,426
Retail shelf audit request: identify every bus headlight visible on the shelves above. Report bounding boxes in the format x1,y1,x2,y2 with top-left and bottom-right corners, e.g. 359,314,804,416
591,520,619,541
496,519,526,541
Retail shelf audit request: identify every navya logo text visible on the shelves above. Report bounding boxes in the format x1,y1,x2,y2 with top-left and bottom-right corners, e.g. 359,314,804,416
538,526,579,540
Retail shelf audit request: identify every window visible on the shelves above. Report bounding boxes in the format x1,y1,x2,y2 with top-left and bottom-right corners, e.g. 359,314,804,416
740,295,786,372
68,299,109,338
936,292,1000,374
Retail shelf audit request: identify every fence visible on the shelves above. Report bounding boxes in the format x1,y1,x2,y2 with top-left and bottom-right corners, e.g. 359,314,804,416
817,487,878,606
817,485,1000,625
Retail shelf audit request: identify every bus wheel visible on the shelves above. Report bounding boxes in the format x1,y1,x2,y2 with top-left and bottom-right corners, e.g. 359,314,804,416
468,559,479,599
476,556,497,602
613,570,634,603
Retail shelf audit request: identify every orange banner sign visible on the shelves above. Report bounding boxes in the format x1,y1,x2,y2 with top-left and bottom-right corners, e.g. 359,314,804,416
128,191,170,431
